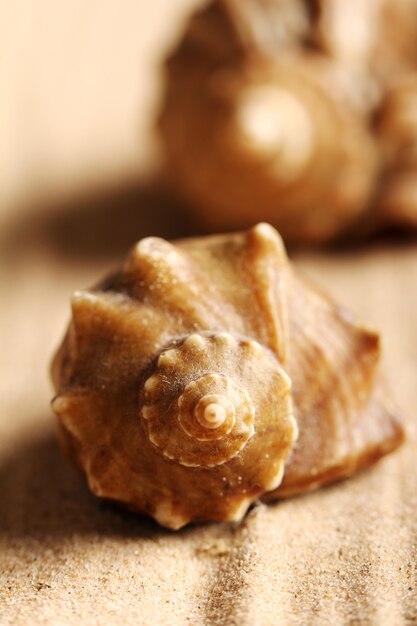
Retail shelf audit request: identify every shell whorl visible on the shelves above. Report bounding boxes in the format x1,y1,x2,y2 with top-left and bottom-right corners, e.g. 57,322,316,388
140,332,288,467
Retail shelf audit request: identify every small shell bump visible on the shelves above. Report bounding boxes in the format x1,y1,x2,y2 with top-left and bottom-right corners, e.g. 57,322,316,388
133,236,171,260
243,339,264,355
184,333,206,349
225,497,252,522
141,405,154,420
213,332,236,346
157,349,178,367
153,502,189,530
264,464,285,492
51,396,70,414
253,222,280,242
128,237,184,281
143,375,161,395
236,421,255,439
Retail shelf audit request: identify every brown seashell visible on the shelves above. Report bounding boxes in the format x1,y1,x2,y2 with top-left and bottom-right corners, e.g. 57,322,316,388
158,0,378,244
158,0,417,243
51,224,404,529
374,76,417,229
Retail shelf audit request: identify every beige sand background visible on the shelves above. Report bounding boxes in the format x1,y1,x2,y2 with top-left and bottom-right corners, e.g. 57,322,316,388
0,1,416,624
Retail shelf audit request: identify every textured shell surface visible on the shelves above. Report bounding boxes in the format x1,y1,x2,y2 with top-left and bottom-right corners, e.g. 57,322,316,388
51,223,404,529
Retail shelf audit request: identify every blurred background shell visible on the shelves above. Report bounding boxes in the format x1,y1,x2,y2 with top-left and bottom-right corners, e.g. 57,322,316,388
158,0,417,243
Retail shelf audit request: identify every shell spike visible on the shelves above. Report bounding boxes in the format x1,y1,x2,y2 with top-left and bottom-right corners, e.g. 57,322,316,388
246,222,289,364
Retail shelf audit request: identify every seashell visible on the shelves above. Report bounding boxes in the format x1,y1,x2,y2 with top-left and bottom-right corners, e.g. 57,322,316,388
51,223,404,529
158,0,417,243
158,0,377,244
374,76,417,229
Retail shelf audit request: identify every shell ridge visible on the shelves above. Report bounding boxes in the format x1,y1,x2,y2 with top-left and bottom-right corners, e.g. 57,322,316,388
178,234,266,338
246,224,289,363
126,236,245,336
281,271,394,487
291,277,379,413
289,305,364,460
67,289,177,385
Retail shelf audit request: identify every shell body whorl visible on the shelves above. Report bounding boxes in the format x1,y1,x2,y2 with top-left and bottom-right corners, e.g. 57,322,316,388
51,223,404,528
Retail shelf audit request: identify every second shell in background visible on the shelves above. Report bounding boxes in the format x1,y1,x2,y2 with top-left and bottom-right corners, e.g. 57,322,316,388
158,0,417,244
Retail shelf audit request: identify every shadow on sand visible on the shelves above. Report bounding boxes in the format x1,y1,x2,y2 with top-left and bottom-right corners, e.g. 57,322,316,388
0,423,181,542
0,178,196,263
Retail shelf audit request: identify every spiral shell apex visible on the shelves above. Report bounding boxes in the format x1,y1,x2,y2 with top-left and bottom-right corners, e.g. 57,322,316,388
51,223,404,529
140,332,294,468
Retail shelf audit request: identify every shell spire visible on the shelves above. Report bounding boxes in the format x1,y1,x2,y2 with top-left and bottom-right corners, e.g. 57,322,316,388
140,332,293,469
51,224,404,529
